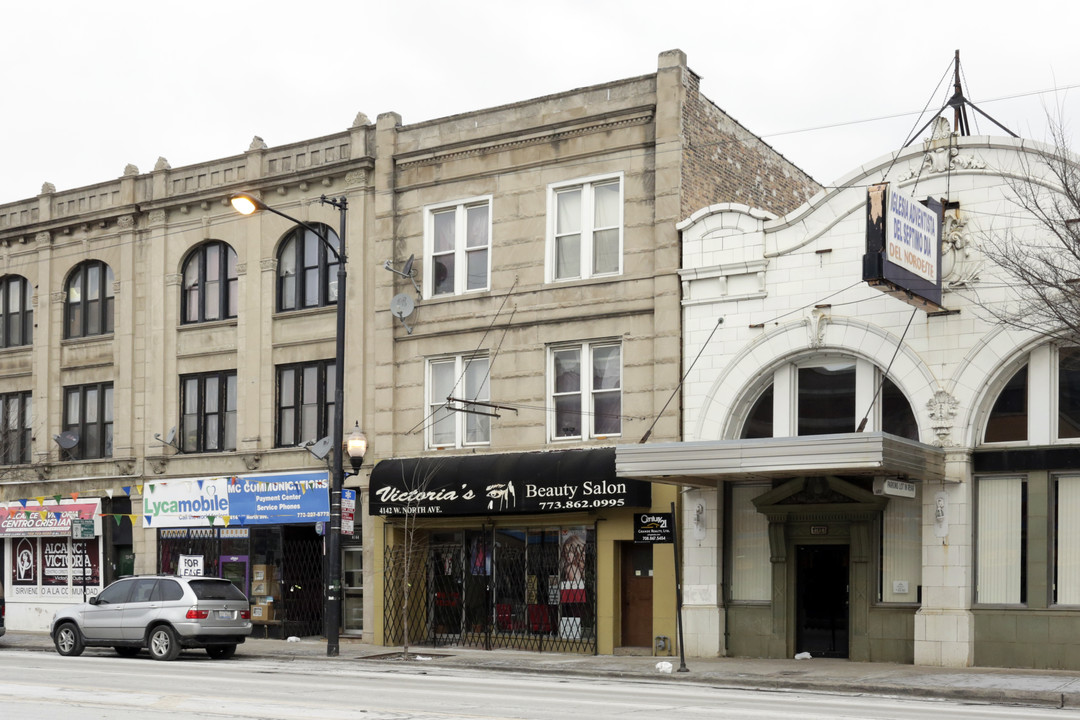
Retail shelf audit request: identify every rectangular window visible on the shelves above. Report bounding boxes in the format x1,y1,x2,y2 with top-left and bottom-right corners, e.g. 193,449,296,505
427,355,490,449
880,494,922,603
548,341,621,441
1059,348,1080,439
797,362,856,435
276,360,336,448
424,197,491,297
1056,475,1080,604
0,390,31,465
179,371,237,453
976,476,1026,604
548,174,623,282
62,383,113,460
729,484,771,601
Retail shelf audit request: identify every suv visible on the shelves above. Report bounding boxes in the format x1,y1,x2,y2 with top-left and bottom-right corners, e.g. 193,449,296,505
51,575,251,660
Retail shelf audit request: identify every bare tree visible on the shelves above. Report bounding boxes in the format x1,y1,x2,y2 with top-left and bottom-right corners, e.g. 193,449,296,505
384,459,443,659
967,115,1080,342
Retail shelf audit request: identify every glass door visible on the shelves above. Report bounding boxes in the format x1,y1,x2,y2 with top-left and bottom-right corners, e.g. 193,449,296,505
342,545,363,633
220,555,249,597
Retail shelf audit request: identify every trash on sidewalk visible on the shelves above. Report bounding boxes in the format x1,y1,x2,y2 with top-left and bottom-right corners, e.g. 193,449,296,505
655,661,673,673
794,652,812,660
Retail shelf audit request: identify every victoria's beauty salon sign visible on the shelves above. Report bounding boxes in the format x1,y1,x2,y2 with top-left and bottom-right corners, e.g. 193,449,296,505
369,449,651,517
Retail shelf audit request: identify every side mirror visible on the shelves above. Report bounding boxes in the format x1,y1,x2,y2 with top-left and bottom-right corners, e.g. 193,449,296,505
88,596,100,605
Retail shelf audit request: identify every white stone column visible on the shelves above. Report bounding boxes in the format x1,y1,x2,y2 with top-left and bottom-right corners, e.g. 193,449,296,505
681,486,723,657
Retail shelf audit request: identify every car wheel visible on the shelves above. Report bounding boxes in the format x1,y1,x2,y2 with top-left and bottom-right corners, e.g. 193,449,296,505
114,646,140,658
54,622,84,657
148,626,180,661
206,644,236,660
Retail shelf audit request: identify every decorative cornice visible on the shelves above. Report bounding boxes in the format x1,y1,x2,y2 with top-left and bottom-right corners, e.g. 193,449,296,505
117,215,135,230
236,262,247,276
149,210,167,225
396,112,653,170
35,231,51,245
165,273,182,287
260,258,277,273
51,291,65,305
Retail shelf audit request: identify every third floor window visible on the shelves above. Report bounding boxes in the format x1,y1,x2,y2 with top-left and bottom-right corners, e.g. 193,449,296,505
424,198,491,297
182,241,238,324
65,260,114,339
0,275,32,348
278,223,339,311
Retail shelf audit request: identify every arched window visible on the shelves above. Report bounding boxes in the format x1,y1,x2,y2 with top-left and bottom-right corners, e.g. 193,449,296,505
0,275,33,348
739,357,919,441
65,261,114,339
277,224,339,311
182,241,238,324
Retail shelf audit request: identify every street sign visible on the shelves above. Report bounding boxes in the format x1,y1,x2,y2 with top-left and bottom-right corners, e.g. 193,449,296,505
71,518,96,540
341,488,356,536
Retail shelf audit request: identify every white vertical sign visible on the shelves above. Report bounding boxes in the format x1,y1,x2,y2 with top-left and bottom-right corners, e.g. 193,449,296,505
341,488,356,536
887,187,938,283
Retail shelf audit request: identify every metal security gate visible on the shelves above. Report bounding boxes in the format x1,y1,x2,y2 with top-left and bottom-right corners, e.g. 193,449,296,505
383,526,597,653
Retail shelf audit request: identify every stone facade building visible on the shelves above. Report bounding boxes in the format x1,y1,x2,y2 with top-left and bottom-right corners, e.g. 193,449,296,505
0,50,818,651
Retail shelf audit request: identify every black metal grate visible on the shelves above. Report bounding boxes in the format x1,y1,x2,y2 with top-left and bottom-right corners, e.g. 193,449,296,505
383,527,596,653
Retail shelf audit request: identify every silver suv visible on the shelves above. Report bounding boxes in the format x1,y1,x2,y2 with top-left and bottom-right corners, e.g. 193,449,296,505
51,575,252,660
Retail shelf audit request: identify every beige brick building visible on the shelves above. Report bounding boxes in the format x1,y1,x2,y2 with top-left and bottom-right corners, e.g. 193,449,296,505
0,50,818,651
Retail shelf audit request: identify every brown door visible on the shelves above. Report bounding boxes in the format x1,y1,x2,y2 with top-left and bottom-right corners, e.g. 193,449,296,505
620,542,653,647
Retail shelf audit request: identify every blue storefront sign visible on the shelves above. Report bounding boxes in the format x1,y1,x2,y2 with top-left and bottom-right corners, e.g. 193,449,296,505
142,471,330,527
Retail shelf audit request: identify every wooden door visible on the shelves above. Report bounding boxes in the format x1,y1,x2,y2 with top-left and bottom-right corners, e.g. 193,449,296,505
620,542,653,647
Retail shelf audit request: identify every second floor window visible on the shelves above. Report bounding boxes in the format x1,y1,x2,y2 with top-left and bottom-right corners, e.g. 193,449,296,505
0,275,33,348
548,175,622,282
0,390,31,464
180,371,237,453
63,383,113,459
549,341,622,441
428,355,490,449
425,198,491,297
278,224,339,311
182,241,238,323
276,360,336,447
65,260,114,339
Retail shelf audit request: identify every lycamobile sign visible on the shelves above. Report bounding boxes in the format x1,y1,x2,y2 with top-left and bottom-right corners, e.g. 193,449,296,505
141,471,329,527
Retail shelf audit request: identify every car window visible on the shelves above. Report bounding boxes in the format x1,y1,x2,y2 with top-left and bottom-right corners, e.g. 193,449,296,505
129,579,158,603
96,579,135,604
188,578,248,601
151,579,184,602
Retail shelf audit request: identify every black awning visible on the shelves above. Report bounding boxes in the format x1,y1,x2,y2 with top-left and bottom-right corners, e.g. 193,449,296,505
369,447,651,517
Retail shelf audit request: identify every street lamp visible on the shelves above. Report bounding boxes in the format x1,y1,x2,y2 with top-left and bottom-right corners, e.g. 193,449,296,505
230,190,350,657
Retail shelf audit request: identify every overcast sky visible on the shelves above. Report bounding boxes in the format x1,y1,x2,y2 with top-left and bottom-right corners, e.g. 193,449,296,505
2,0,1078,205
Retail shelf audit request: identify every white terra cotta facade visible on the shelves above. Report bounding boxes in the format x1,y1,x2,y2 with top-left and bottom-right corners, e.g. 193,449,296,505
619,121,1080,669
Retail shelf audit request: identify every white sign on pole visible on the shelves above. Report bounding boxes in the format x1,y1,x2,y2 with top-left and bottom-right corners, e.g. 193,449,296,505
887,187,938,284
341,488,356,536
179,554,204,577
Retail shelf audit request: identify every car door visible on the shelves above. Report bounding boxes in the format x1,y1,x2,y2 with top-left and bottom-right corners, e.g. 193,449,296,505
121,578,165,641
81,578,134,640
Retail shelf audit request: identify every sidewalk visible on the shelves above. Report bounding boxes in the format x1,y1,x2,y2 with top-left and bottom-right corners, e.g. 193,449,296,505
5,630,1080,709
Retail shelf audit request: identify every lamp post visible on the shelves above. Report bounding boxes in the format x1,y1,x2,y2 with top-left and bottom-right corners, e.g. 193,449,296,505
230,191,350,657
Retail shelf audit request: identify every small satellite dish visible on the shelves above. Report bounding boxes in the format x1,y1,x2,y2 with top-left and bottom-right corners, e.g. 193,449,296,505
390,293,415,319
383,254,423,298
307,436,333,461
390,293,415,334
54,431,80,450
401,254,415,277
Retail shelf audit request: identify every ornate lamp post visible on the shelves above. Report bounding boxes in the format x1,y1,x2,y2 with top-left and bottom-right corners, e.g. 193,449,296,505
230,191,352,656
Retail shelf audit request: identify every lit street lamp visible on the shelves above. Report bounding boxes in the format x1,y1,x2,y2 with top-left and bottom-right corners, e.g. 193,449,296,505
230,191,351,657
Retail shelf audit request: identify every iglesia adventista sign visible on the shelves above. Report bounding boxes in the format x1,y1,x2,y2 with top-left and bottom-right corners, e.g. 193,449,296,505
368,448,651,517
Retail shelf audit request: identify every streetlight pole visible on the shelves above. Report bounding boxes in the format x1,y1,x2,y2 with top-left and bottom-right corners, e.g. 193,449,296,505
230,191,349,657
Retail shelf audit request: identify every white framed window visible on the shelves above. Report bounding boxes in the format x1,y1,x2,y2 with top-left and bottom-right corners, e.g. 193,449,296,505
1055,474,1080,605
424,196,491,297
548,341,622,441
729,484,771,601
427,354,490,449
976,475,1026,604
547,173,623,282
880,493,922,603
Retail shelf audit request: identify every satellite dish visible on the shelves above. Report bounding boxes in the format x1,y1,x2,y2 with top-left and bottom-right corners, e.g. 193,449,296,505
390,293,415,334
54,431,80,450
307,436,333,461
401,254,415,277
390,293,415,319
383,254,423,298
